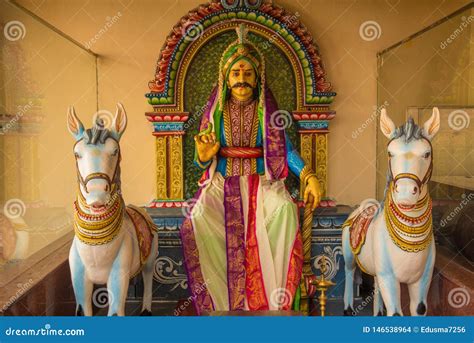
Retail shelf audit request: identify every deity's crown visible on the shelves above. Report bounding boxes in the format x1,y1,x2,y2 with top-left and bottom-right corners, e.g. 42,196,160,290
219,24,264,78
217,24,266,109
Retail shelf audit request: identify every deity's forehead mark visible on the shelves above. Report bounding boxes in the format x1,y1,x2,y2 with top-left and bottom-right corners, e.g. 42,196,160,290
217,24,266,108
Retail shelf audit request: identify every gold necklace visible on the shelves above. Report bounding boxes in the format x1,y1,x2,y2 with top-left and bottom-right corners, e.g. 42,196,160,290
74,188,123,245
384,184,433,252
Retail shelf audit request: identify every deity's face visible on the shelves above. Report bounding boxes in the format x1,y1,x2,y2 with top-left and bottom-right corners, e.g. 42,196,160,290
226,59,257,101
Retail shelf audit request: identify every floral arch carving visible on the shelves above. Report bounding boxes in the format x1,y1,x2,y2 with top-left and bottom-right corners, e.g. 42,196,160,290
145,0,336,207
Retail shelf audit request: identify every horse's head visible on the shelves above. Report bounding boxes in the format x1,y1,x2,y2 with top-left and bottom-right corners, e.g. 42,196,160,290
67,104,127,213
380,108,440,210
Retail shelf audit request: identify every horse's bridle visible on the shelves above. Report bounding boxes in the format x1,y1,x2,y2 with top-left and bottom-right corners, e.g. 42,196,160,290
387,137,433,194
74,137,122,194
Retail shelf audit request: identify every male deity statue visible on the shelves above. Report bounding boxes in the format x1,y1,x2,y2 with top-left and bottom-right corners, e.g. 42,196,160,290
180,25,321,314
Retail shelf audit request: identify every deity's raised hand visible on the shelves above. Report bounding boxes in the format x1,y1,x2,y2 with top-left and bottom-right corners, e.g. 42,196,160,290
194,123,220,163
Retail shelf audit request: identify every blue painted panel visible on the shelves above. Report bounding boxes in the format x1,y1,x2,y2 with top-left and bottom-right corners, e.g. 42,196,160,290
311,206,354,299
296,120,329,130
153,122,185,132
131,206,354,302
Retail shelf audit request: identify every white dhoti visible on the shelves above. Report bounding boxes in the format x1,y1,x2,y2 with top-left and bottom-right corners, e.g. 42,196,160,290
180,172,303,314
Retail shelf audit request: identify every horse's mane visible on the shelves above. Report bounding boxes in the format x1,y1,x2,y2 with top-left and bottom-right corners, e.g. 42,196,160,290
84,119,111,145
392,116,424,143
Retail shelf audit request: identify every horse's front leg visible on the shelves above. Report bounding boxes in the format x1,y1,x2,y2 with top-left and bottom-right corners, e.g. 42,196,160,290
141,233,158,316
107,238,132,316
377,275,402,316
373,277,384,316
69,240,93,316
408,241,435,316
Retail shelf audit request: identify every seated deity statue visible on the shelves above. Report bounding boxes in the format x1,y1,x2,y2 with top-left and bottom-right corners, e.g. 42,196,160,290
180,25,321,314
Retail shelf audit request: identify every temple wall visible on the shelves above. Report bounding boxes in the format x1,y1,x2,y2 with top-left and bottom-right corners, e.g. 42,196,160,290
15,0,471,206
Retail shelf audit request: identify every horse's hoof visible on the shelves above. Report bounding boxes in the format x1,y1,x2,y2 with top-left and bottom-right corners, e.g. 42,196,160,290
76,305,84,316
393,312,401,316
140,309,152,316
416,302,426,315
343,307,355,316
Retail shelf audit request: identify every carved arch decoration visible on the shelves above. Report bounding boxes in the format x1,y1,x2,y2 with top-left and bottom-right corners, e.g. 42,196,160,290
145,0,336,207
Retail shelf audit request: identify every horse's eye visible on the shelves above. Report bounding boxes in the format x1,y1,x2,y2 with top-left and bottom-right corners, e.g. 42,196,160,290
74,152,81,159
388,151,393,158
111,149,119,157
423,152,431,159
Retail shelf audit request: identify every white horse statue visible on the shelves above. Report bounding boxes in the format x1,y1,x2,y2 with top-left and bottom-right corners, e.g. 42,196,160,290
67,104,158,316
342,107,440,316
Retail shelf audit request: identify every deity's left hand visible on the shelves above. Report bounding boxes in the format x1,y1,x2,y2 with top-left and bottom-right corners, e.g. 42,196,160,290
304,176,321,210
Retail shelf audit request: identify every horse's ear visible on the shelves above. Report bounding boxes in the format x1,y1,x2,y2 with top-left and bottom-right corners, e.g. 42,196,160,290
423,107,440,140
111,103,127,139
380,108,396,139
67,106,84,140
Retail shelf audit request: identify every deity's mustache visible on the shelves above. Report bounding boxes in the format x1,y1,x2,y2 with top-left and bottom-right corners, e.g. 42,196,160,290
231,82,253,89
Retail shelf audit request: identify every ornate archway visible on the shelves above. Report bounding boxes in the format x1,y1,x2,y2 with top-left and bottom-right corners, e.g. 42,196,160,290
145,0,336,207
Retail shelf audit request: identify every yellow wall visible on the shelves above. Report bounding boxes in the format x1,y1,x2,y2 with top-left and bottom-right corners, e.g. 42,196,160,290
376,6,474,199
16,0,471,206
1,0,97,208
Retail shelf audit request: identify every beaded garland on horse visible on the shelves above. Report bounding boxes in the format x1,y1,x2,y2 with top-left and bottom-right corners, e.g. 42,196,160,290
384,182,432,253
73,185,124,246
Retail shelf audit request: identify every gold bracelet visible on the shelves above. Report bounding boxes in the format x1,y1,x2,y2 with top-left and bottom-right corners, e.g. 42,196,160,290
300,165,317,185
